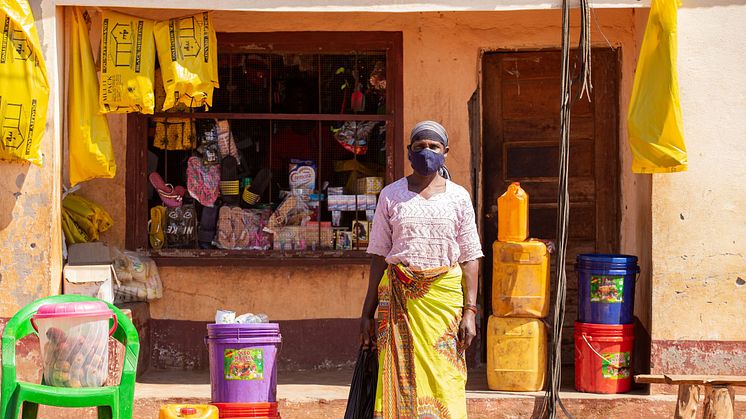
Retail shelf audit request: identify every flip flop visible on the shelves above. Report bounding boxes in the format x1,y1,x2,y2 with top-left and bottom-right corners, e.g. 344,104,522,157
149,205,166,250
187,157,221,206
198,205,219,248
232,207,250,249
215,206,236,249
243,168,272,206
220,156,241,206
149,172,186,208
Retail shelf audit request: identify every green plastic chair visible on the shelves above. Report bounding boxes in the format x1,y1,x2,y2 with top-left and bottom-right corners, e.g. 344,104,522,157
1,294,140,419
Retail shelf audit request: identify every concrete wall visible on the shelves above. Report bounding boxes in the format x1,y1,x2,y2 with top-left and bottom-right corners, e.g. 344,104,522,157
650,1,746,383
0,2,64,319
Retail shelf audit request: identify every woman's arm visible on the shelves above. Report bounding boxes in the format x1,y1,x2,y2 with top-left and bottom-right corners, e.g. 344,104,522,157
360,255,388,347
458,259,479,349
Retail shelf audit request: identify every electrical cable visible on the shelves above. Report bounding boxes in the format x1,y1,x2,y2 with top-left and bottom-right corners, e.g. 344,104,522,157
540,0,592,417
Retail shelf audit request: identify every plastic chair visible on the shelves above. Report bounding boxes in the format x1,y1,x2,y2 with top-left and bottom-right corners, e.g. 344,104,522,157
1,294,140,419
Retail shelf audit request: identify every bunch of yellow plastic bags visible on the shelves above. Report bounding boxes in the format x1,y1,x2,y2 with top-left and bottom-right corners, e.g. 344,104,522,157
61,193,113,245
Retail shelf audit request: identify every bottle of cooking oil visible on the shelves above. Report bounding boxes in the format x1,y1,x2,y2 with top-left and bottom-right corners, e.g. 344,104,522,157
497,182,528,242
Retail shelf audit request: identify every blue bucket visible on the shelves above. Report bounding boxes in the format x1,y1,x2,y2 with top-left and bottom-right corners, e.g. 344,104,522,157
576,254,639,324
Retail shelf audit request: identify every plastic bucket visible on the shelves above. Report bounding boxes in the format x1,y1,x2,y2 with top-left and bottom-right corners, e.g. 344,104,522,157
212,402,279,418
576,254,639,324
207,323,282,403
32,301,116,388
574,322,635,394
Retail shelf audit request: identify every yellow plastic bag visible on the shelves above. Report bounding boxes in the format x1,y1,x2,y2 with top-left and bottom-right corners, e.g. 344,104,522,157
154,12,218,111
68,7,116,186
627,0,687,173
62,193,113,244
99,10,156,114
0,0,50,166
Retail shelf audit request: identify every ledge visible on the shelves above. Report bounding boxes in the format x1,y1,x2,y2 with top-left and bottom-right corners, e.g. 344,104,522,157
150,249,372,267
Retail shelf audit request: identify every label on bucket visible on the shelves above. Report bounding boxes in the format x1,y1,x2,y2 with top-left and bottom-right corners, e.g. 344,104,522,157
590,276,624,303
601,352,630,379
224,348,264,381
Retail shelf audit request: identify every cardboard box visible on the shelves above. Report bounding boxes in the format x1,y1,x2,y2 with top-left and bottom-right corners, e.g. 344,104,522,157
63,242,115,303
357,177,383,194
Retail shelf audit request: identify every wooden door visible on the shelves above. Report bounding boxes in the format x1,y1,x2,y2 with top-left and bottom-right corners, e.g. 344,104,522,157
481,49,620,363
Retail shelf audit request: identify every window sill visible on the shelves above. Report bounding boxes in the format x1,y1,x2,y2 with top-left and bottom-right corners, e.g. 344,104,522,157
150,249,372,267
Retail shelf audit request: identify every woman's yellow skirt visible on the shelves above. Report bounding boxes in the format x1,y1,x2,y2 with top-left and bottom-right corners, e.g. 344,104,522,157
374,264,467,419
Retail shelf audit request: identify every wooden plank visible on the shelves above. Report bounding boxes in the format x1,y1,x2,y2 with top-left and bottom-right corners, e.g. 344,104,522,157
503,116,594,141
675,384,700,419
218,31,401,54
501,78,593,118
635,374,746,386
125,114,149,250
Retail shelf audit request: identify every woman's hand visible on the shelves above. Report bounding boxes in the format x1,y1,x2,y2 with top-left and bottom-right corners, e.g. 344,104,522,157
360,316,377,349
458,310,477,350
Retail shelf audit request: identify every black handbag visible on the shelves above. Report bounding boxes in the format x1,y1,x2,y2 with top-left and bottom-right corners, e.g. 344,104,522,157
344,347,378,419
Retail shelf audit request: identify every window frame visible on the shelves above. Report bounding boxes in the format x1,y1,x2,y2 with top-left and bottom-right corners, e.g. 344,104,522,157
125,31,403,265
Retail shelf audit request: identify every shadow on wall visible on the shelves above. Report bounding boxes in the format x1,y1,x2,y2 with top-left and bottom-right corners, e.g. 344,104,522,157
0,164,30,231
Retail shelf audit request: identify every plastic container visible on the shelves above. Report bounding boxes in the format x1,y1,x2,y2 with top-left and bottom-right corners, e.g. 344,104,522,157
576,254,640,324
575,322,635,394
212,402,279,418
486,316,546,391
32,301,116,388
159,404,219,418
497,182,529,242
207,323,282,403
492,239,550,318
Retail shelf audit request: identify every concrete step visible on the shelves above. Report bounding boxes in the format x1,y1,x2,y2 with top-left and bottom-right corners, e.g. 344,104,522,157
32,369,746,418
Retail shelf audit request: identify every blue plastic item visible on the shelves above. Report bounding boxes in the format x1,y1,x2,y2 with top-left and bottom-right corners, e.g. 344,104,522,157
576,254,640,324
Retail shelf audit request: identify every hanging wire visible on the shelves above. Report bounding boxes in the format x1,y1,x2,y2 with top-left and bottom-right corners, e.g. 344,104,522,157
540,0,593,417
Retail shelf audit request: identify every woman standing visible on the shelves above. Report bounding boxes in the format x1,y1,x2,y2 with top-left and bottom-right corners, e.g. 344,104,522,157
360,121,483,419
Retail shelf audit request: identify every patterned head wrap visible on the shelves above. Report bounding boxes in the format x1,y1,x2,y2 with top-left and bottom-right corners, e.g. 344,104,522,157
410,120,449,147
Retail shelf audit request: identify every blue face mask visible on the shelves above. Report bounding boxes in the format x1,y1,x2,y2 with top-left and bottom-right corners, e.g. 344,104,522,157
408,148,445,176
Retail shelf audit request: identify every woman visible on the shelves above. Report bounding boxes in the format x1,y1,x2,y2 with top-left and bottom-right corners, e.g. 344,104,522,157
360,121,483,419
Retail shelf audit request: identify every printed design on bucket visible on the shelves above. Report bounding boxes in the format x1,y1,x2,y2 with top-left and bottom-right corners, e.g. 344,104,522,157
590,275,624,303
601,352,630,380
432,315,466,377
224,348,264,381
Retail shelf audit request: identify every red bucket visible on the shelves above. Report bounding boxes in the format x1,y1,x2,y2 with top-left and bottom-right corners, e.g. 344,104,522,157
212,402,280,418
574,322,635,394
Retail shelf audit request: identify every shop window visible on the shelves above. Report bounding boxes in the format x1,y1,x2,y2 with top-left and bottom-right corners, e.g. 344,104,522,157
126,32,403,264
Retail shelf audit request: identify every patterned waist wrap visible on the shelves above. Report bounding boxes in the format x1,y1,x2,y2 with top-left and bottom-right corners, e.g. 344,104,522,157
374,263,467,419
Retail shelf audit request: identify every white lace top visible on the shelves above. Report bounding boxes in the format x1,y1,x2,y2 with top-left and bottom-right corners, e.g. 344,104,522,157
367,178,484,270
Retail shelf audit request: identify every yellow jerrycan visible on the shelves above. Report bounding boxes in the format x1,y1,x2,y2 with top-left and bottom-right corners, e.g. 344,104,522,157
497,182,528,242
159,404,218,419
486,316,546,391
492,239,550,318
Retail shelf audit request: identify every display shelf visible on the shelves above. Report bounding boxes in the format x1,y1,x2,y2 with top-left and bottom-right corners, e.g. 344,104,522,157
150,249,372,266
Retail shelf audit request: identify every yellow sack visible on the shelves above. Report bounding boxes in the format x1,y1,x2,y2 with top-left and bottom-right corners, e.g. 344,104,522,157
154,12,218,111
68,7,116,186
627,0,687,173
99,10,156,114
0,0,50,166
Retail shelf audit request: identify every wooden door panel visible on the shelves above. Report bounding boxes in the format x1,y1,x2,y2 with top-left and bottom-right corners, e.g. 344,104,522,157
481,48,620,364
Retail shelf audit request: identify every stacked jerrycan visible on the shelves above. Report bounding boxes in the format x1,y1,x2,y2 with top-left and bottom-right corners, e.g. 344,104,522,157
487,183,549,392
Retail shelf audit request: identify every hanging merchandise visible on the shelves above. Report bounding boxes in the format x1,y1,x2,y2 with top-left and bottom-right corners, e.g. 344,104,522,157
154,12,219,110
99,10,156,114
152,117,196,150
68,7,116,186
333,121,378,156
627,0,687,173
165,204,197,248
186,156,220,207
0,0,50,165
61,193,113,245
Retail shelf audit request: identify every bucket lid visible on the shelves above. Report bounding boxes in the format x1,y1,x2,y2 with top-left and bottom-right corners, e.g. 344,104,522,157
207,323,281,339
576,253,638,265
33,301,113,320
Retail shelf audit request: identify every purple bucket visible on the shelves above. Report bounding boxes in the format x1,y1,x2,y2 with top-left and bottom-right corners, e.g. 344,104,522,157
206,323,282,403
